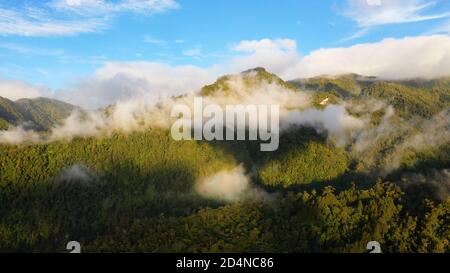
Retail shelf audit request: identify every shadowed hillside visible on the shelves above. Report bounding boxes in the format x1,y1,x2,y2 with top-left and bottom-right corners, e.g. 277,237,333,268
0,68,449,253
0,96,80,130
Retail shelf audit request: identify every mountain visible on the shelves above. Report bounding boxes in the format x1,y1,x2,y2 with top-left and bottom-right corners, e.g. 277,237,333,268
289,73,364,98
0,68,449,253
289,74,450,118
0,97,24,130
200,67,297,96
201,69,449,119
0,96,80,130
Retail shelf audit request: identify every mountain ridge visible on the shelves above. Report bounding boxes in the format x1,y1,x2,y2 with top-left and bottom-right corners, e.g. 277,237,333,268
0,96,80,130
0,68,449,253
2,68,450,130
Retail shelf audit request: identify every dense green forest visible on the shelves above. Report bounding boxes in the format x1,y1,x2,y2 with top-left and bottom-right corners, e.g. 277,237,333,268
0,69,449,253
0,96,79,131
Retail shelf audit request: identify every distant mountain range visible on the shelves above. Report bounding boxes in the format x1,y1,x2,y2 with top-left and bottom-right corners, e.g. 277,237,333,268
0,67,449,253
1,68,449,130
289,73,450,119
0,97,80,130
200,67,450,119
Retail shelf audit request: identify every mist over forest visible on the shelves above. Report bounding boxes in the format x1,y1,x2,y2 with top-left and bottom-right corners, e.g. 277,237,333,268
1,0,450,255
0,68,448,253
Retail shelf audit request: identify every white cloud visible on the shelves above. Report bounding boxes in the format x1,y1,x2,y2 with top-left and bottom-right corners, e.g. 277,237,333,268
233,38,297,53
227,39,301,77
289,35,450,79
0,76,46,100
50,0,179,15
0,7,105,36
0,126,40,144
31,35,450,109
195,165,250,202
0,42,65,56
282,105,365,135
182,46,202,57
341,0,450,40
5,35,450,108
143,36,166,46
344,0,449,27
223,36,450,80
55,61,216,109
0,1,179,37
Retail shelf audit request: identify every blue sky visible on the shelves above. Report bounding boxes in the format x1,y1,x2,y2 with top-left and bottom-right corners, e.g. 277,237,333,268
0,0,450,105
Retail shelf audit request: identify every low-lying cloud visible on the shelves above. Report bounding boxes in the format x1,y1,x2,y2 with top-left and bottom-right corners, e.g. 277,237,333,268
0,35,441,108
195,165,251,202
0,125,40,144
3,36,450,107
55,164,96,185
399,169,450,201
0,73,313,144
350,107,450,175
282,105,366,135
55,62,216,109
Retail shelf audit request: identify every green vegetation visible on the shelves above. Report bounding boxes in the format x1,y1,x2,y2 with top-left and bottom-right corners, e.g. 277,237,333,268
0,96,79,130
290,74,450,119
0,70,449,253
200,67,297,96
291,74,362,98
258,128,348,187
0,96,24,126
1,126,447,253
362,82,444,119
0,118,9,130
0,129,237,252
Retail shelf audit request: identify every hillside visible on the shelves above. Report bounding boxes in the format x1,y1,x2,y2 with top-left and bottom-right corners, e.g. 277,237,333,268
200,67,297,96
289,75,450,119
0,68,449,253
0,96,80,130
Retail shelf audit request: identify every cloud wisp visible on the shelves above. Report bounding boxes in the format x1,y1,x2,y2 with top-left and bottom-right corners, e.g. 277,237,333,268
0,0,179,37
50,0,179,16
2,35,450,106
1,35,450,106
344,0,448,27
55,61,216,109
341,0,450,40
0,6,106,36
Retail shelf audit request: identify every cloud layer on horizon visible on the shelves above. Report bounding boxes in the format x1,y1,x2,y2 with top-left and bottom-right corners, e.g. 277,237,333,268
286,35,450,79
0,76,48,101
226,35,450,80
54,62,216,109
1,35,450,108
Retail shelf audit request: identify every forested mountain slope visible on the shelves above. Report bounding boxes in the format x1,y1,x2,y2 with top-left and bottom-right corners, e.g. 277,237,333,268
0,96,79,130
0,68,449,253
289,75,450,118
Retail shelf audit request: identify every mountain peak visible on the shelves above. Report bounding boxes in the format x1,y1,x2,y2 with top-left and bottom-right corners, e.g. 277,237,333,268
200,67,296,96
240,67,267,75
0,96,80,131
